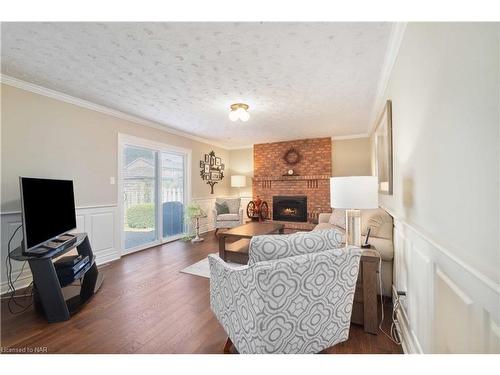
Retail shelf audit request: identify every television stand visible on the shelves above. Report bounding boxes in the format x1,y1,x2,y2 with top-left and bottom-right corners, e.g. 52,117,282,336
9,233,103,323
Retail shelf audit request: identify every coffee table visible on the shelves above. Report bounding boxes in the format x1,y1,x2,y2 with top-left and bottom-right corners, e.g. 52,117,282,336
218,222,285,264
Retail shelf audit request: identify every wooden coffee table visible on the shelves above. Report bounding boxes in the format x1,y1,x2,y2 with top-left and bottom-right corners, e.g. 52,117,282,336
218,222,285,264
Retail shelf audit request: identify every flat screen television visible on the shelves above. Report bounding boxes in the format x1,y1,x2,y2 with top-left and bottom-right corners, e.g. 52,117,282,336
20,177,77,252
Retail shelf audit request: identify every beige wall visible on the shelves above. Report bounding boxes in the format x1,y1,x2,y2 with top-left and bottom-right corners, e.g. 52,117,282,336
376,23,499,283
1,84,230,212
227,139,372,197
228,147,253,197
332,138,371,177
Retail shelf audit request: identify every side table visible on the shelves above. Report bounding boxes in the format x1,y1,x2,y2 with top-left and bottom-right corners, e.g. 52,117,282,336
352,248,380,334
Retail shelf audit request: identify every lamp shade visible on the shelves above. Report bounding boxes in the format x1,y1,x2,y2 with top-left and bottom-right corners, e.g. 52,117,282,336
231,175,247,188
330,176,378,209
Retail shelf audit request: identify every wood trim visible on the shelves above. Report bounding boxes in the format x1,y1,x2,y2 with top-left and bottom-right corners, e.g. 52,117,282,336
254,175,330,181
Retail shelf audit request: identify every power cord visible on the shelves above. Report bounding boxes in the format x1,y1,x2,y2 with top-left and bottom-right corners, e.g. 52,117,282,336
370,248,402,345
4,225,34,314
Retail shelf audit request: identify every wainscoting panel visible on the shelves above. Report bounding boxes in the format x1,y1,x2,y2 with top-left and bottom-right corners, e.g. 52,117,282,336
389,208,500,354
1,205,119,295
406,244,433,353
434,268,474,353
1,215,31,296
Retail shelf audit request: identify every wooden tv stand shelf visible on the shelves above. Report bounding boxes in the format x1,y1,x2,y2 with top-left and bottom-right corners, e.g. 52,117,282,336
9,233,103,323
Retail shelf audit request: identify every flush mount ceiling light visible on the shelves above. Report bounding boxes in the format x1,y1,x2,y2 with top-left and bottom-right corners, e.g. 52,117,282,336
229,103,250,122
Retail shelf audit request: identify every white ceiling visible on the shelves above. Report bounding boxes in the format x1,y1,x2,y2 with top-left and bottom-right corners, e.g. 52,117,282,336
1,22,393,148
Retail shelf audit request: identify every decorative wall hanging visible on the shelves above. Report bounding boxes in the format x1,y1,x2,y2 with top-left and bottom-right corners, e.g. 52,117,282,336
200,150,225,194
373,100,393,195
283,148,301,165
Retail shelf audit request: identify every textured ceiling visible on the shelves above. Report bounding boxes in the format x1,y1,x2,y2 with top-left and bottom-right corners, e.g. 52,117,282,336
1,22,392,148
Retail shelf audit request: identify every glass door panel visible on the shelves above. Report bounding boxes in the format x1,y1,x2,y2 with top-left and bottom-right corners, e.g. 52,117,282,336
161,151,186,240
123,146,158,250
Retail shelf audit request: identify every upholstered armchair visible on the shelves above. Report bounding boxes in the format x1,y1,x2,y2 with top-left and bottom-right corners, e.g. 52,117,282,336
212,197,244,235
209,229,361,354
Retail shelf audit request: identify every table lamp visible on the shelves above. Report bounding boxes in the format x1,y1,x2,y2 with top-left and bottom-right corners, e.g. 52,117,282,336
231,175,246,197
330,176,378,246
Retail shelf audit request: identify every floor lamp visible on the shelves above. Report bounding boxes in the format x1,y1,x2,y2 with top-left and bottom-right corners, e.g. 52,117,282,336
330,176,378,246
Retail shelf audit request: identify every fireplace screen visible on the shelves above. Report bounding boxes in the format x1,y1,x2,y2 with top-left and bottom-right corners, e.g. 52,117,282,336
273,196,307,222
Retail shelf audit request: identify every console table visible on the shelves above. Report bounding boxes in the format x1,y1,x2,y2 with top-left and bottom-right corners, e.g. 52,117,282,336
9,233,103,323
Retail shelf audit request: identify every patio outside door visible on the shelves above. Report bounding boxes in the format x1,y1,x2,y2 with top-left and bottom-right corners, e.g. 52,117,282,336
120,135,191,255
122,145,158,252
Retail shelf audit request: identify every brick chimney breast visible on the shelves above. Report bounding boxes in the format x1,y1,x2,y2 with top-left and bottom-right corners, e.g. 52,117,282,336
253,138,332,224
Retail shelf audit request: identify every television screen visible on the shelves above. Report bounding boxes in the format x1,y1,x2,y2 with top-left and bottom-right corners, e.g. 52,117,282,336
20,177,77,251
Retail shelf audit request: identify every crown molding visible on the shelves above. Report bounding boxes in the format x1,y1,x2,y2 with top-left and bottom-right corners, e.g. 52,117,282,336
331,133,370,141
368,22,407,134
0,74,232,150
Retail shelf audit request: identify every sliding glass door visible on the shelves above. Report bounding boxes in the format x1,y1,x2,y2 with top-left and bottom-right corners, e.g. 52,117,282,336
123,146,158,251
161,151,186,241
120,135,190,254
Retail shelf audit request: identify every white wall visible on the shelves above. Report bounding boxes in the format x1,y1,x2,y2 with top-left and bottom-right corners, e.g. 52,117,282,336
377,23,500,353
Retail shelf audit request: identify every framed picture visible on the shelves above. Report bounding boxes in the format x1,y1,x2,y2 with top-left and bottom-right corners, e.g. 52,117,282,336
210,171,220,180
220,163,225,170
215,157,221,166
210,156,215,166
204,164,210,173
374,100,393,195
204,154,210,163
199,161,204,168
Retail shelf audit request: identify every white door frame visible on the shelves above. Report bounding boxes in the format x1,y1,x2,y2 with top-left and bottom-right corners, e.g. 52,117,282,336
118,133,192,256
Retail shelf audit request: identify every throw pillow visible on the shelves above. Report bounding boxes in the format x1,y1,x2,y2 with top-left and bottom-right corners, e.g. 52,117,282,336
216,197,241,214
215,202,230,215
329,209,346,229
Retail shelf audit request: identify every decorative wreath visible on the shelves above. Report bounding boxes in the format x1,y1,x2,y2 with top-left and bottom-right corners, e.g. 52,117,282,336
283,148,301,165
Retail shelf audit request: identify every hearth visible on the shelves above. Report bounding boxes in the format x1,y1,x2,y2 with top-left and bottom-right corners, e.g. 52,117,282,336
273,196,307,222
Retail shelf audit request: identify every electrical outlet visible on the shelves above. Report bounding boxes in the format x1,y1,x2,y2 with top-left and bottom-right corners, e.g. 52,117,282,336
110,177,115,185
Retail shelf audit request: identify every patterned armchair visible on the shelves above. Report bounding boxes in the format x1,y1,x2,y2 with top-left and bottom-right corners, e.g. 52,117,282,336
209,229,361,354
212,197,244,235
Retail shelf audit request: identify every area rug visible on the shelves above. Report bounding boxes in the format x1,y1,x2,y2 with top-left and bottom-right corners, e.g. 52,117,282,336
180,253,244,278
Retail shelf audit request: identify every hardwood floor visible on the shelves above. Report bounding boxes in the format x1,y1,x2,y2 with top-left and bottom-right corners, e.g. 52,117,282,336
1,232,403,354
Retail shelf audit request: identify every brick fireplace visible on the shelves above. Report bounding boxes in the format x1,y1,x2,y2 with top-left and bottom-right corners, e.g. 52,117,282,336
253,137,332,228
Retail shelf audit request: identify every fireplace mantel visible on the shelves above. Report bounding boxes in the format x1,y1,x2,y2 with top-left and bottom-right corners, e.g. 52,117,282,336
253,175,330,182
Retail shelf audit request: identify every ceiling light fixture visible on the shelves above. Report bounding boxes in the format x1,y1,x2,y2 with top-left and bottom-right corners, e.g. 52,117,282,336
229,103,250,122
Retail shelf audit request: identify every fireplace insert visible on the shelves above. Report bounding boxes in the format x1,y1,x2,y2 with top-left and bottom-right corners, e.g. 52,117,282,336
273,196,307,222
